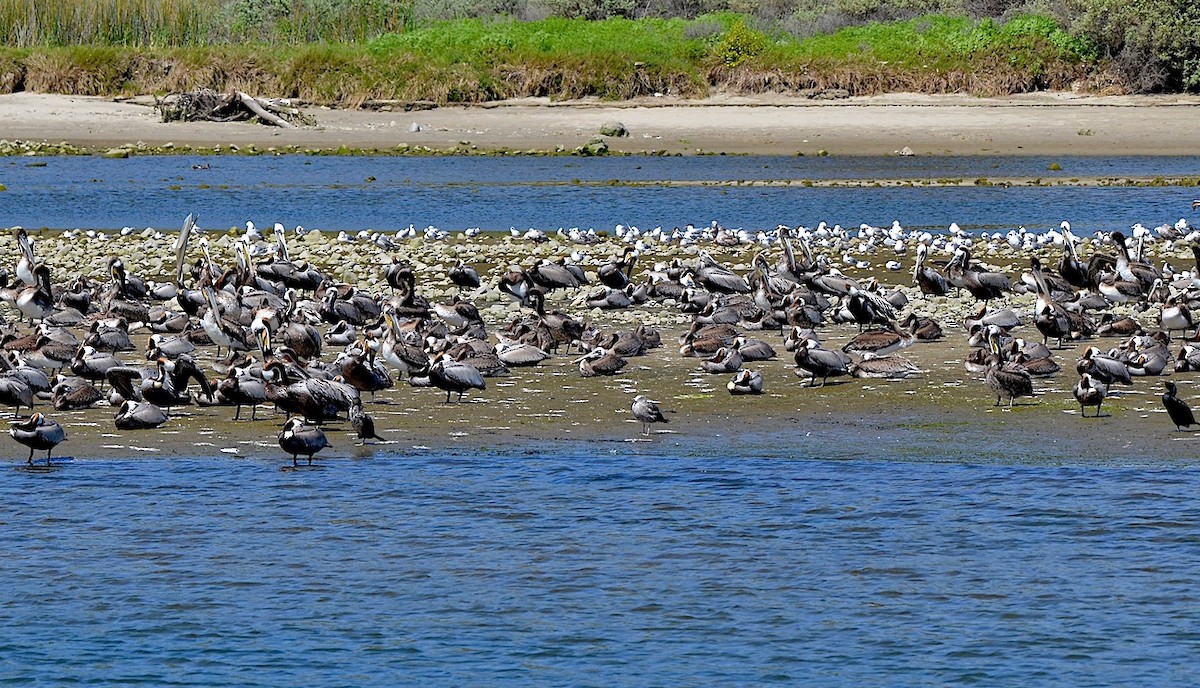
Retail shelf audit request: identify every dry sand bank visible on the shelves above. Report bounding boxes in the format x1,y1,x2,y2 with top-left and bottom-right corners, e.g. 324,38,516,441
2,91,1200,156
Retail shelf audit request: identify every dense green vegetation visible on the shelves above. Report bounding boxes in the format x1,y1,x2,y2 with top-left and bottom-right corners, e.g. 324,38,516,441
0,0,1194,99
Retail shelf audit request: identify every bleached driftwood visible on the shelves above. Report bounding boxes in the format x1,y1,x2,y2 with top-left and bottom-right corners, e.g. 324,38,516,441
156,89,314,127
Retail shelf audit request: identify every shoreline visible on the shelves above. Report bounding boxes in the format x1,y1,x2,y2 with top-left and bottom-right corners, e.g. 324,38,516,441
3,91,1200,157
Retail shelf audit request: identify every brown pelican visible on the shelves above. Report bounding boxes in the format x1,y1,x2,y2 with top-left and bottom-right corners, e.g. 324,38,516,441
1058,222,1090,290
51,375,102,411
845,286,895,330
524,290,583,353
1098,231,1155,303
384,257,414,293
14,264,54,322
13,227,36,287
278,417,331,465
1176,343,1200,372
902,313,943,341
727,369,763,395
700,346,743,374
734,337,776,361
495,341,550,367
584,287,632,310
217,362,266,421
1160,294,1194,336
114,400,168,430
948,246,1011,304
448,260,481,291
631,395,668,435
695,251,750,294
793,339,851,387
1162,381,1196,430
598,247,637,289
985,331,1033,407
1030,256,1072,347
428,357,486,403
0,375,33,417
1095,313,1142,337
263,359,354,422
9,412,66,465
964,304,1022,332
71,346,123,385
1073,373,1108,417
1076,347,1132,386
912,243,949,296
529,258,584,292
851,355,920,379
842,321,913,359
433,296,482,330
574,347,627,377
146,332,195,360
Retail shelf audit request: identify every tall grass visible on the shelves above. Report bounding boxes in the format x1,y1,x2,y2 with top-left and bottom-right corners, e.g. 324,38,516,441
0,0,412,47
0,12,1096,102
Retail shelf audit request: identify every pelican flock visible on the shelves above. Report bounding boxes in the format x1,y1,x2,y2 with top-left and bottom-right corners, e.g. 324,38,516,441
4,211,1200,465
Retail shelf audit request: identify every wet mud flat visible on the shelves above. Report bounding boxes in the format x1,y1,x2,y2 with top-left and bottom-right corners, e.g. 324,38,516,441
2,228,1197,466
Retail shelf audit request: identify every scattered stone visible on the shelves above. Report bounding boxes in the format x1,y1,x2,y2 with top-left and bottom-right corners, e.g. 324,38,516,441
576,137,609,156
102,148,130,159
409,122,422,133
598,121,629,138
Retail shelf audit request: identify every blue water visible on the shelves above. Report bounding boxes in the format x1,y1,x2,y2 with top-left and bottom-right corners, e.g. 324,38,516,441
2,154,1198,233
2,446,1197,686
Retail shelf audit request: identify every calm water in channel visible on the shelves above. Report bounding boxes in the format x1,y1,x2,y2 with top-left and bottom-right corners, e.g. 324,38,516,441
3,154,1200,684
1,446,1198,686
2,154,1199,233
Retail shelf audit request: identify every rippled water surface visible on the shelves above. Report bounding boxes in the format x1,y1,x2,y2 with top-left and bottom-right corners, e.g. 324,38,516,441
2,444,1198,686
2,154,1198,232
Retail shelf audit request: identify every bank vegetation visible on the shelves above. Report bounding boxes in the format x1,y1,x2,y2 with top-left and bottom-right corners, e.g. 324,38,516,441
0,0,1194,104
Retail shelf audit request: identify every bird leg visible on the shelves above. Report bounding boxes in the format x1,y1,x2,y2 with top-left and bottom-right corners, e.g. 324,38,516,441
27,447,34,465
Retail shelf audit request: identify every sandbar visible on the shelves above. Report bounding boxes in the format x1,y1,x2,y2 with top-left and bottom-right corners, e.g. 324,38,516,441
2,91,1200,156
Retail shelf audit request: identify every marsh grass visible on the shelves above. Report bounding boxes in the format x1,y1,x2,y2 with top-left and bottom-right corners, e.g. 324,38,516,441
0,12,1093,103
0,0,410,46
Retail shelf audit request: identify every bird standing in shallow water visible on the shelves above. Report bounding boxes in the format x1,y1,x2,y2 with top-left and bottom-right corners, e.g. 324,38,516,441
631,395,668,435
278,417,331,465
9,412,66,465
349,402,385,445
1162,381,1196,431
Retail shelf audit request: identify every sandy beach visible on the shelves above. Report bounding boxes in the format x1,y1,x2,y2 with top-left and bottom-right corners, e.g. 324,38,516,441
3,91,1200,156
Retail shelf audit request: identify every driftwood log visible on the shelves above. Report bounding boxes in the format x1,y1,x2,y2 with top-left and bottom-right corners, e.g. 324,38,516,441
156,89,315,128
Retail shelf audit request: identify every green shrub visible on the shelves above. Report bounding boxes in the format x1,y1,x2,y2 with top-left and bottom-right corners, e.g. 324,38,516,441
715,18,766,66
